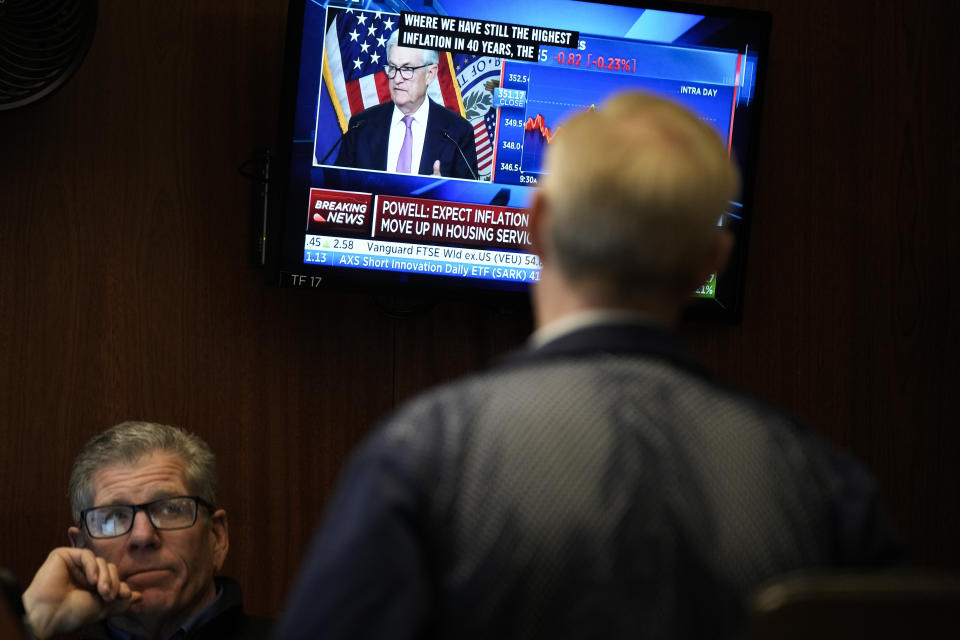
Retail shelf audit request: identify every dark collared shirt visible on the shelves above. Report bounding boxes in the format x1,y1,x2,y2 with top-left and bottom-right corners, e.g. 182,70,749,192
81,577,271,640
103,584,223,640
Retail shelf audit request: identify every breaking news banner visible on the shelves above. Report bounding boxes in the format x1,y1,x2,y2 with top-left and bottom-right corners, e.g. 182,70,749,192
374,194,532,251
307,188,372,234
398,11,579,62
306,188,533,252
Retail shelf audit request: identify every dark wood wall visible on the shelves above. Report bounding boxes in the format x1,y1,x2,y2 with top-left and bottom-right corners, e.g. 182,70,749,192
1,0,957,619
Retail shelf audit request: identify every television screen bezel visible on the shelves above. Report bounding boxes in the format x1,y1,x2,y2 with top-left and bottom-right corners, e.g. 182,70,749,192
266,0,772,322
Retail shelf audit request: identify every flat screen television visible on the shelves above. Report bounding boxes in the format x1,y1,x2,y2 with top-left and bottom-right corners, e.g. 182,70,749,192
267,0,771,321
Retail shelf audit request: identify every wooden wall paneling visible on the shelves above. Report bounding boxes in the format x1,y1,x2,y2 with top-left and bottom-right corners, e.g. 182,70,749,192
390,298,533,404
1,0,959,625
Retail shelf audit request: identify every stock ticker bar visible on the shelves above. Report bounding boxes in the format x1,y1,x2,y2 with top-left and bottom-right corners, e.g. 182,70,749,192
300,231,712,293
303,235,541,283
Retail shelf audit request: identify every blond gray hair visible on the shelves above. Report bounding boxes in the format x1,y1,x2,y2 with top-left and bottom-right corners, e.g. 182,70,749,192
540,92,741,297
68,421,217,523
386,29,439,66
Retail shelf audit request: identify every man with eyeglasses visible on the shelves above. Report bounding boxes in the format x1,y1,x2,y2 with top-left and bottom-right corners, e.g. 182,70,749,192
334,30,479,179
21,422,272,639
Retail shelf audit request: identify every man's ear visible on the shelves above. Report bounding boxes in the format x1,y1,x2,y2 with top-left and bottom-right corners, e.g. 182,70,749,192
528,190,550,263
68,526,85,548
209,510,229,572
425,63,439,85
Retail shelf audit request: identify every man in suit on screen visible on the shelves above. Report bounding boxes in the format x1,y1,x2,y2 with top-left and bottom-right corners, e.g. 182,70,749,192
278,92,902,639
333,31,479,179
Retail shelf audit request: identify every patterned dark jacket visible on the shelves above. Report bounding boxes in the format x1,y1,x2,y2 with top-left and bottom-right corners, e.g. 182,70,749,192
277,321,902,640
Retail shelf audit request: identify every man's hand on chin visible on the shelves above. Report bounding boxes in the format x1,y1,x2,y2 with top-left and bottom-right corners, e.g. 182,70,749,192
22,547,142,639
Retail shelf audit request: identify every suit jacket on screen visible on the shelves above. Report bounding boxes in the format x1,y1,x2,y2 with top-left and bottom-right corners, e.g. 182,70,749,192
333,99,479,179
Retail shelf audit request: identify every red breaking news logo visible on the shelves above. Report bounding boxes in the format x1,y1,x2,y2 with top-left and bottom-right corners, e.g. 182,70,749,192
307,188,373,233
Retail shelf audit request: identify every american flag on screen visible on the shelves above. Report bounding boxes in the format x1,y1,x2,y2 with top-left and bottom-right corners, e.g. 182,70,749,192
454,54,502,180
473,109,497,178
322,8,465,133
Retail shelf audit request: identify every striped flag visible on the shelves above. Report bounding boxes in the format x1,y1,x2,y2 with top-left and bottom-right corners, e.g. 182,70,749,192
322,8,465,134
473,108,497,177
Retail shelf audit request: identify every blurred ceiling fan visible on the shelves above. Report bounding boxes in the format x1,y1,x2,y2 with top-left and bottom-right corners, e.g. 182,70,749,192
0,0,98,111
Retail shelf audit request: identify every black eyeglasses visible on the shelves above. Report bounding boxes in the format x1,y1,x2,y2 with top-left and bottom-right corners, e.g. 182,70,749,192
384,63,431,80
80,496,214,539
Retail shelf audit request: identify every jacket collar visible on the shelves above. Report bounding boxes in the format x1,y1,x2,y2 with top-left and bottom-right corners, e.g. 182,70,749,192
499,320,711,380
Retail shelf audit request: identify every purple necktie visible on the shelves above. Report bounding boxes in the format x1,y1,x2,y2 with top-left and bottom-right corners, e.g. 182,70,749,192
396,115,414,173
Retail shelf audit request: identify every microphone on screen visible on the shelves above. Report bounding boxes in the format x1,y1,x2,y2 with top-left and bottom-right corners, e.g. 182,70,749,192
441,130,478,180
318,120,366,165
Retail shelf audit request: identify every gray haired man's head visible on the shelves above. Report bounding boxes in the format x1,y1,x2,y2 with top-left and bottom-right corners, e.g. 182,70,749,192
68,421,217,523
386,29,439,66
538,92,740,300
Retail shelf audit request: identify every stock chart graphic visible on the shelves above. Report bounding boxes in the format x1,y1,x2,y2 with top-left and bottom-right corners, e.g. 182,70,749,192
490,36,743,186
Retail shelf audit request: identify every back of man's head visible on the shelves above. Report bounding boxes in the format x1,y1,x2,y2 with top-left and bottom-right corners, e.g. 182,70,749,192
538,92,740,301
68,421,217,524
